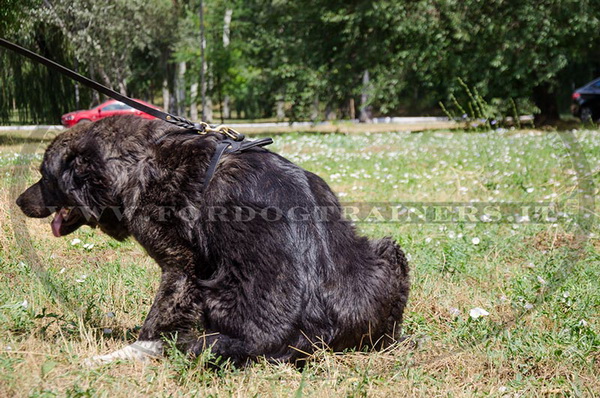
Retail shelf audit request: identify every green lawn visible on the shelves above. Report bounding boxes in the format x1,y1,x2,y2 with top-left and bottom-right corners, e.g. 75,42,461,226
0,128,598,397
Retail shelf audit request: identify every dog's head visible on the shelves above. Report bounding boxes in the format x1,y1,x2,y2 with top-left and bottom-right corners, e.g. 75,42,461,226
16,119,135,240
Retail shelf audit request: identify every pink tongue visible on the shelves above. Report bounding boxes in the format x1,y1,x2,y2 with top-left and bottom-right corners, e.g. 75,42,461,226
51,209,65,237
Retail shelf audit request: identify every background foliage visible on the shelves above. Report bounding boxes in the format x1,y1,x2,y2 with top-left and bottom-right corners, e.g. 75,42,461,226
1,0,599,124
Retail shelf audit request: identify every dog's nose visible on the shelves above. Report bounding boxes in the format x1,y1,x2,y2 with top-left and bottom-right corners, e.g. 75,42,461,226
16,194,24,208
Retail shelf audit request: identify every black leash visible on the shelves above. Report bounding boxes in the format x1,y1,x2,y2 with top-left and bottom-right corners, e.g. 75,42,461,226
0,38,274,191
0,38,212,134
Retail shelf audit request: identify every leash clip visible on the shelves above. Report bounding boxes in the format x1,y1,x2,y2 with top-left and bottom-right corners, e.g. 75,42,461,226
204,124,245,141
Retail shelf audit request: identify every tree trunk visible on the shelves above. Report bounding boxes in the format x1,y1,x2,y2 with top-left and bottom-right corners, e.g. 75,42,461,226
176,61,186,117
359,70,372,123
532,82,560,126
323,103,336,120
74,57,80,109
223,95,231,121
199,0,208,121
222,8,233,120
311,96,319,122
223,9,232,47
190,82,199,121
326,107,337,121
205,70,214,123
205,95,213,123
165,62,177,114
162,77,170,111
115,66,127,96
88,65,101,106
276,94,285,121
118,80,127,96
217,74,225,123
349,98,355,120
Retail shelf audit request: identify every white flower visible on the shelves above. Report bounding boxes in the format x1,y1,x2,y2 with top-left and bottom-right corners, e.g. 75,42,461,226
75,274,88,283
21,300,28,308
562,291,570,298
469,307,489,319
537,276,547,285
59,268,66,274
449,307,461,318
70,238,81,246
578,319,588,327
425,237,432,243
526,187,535,193
472,237,480,245
83,243,94,250
524,302,534,310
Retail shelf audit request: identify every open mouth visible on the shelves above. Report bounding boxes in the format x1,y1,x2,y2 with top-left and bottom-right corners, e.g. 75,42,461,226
51,207,86,237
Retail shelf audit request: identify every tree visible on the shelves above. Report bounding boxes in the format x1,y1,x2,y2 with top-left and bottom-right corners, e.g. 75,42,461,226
35,0,176,96
368,0,600,123
0,0,36,37
3,0,600,125
0,16,88,123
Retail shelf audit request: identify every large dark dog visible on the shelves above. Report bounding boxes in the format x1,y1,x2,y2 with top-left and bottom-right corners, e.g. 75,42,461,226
17,115,409,365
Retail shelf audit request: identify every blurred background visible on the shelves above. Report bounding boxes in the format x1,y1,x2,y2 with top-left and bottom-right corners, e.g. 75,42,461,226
1,0,599,126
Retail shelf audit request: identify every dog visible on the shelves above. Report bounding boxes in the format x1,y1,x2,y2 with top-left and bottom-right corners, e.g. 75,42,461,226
16,115,409,366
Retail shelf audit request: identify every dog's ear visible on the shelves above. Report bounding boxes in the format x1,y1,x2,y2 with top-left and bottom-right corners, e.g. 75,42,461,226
70,150,96,178
61,135,109,217
66,133,102,176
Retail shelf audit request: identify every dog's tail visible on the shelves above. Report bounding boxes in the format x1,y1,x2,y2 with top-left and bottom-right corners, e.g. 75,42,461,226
371,237,409,280
371,237,410,343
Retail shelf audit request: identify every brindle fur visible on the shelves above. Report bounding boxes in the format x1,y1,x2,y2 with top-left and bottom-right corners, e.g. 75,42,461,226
16,115,409,366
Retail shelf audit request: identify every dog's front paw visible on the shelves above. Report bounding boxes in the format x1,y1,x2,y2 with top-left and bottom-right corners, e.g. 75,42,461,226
84,340,163,366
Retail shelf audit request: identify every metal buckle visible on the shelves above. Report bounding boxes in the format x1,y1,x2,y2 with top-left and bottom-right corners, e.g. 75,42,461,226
201,123,245,141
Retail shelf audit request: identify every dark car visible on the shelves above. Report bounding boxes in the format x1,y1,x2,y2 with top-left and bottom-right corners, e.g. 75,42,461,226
571,77,600,122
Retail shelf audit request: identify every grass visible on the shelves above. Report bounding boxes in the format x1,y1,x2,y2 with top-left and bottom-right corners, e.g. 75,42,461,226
0,126,599,397
233,119,459,135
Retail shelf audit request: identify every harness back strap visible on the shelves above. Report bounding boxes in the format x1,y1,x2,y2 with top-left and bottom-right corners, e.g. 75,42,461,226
203,138,274,191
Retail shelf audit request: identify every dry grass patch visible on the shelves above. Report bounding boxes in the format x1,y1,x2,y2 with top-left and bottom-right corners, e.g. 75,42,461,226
527,230,581,252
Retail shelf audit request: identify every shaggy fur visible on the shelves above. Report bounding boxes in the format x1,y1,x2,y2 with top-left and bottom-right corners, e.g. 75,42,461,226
16,115,410,366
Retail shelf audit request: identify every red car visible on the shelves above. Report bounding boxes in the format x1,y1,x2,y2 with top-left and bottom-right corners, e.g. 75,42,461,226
61,99,159,127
